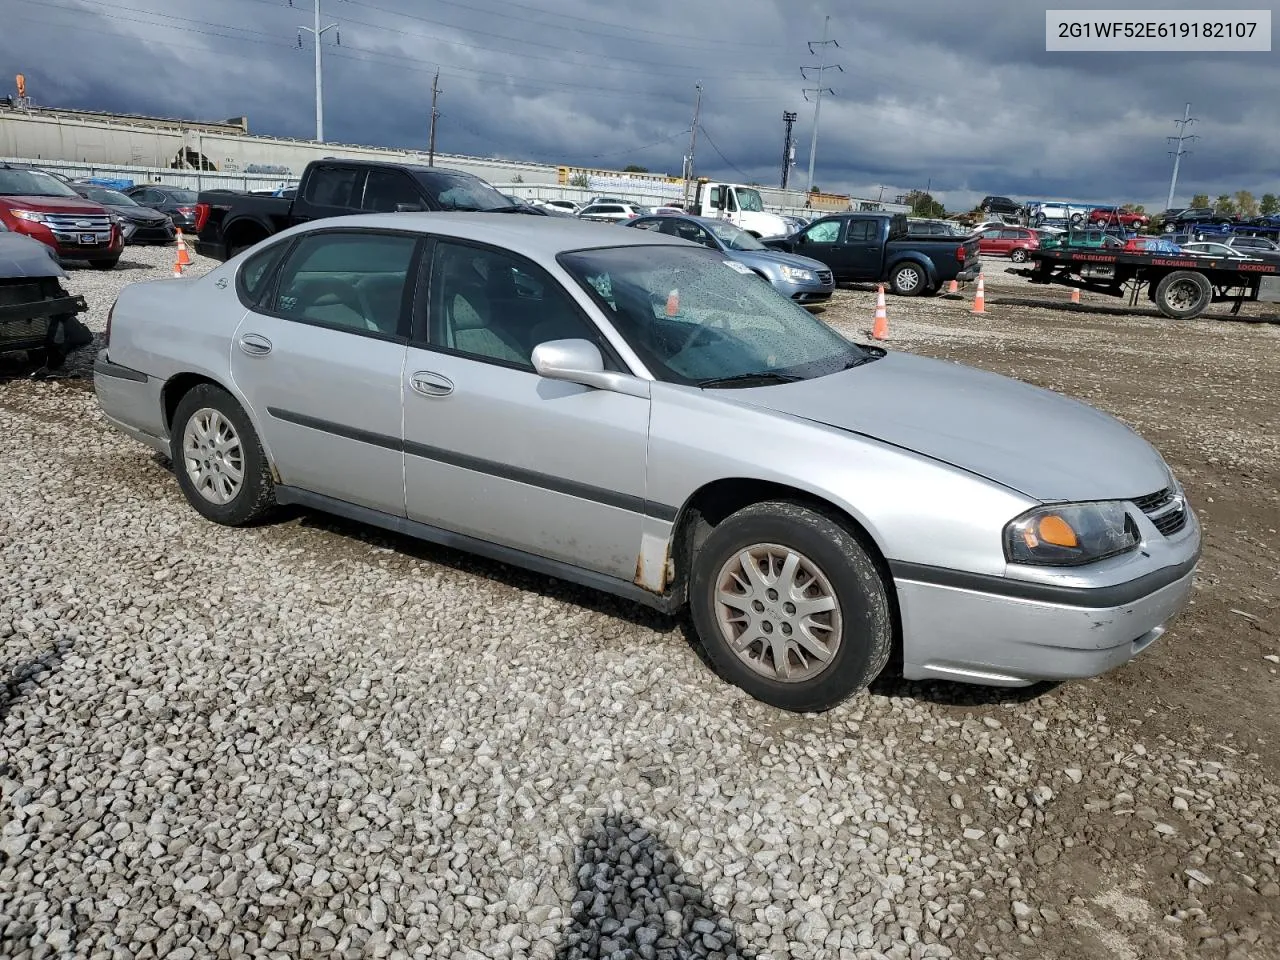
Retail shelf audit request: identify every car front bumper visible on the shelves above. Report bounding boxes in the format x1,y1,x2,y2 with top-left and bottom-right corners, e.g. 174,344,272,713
892,508,1201,687
773,275,834,303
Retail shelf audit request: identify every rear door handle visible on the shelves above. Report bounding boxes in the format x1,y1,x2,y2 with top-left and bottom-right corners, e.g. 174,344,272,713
410,371,454,397
238,333,272,356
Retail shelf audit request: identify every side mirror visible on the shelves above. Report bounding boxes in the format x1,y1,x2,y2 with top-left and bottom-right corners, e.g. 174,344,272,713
795,233,807,244
395,202,424,212
531,339,650,399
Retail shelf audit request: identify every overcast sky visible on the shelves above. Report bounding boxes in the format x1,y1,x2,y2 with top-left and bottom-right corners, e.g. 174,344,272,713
2,0,1276,209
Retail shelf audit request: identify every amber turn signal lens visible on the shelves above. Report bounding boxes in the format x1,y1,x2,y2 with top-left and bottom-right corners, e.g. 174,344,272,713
1036,514,1079,548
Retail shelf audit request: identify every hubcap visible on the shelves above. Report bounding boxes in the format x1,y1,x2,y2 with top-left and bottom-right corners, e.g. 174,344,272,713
182,408,245,505
713,543,843,683
1166,280,1201,311
897,268,920,291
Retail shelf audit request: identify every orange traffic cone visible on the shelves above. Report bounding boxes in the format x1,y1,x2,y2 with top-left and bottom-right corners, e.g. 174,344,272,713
665,289,679,316
1070,288,1081,305
972,274,987,314
871,284,889,340
175,228,192,268
947,279,959,295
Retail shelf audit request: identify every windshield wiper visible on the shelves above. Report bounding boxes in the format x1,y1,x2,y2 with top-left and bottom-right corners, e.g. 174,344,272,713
697,371,802,388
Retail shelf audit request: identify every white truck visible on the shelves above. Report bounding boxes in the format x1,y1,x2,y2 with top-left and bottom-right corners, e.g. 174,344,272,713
685,181,792,238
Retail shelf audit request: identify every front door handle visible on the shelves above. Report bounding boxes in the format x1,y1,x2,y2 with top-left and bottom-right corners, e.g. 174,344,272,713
238,333,272,356
410,371,454,397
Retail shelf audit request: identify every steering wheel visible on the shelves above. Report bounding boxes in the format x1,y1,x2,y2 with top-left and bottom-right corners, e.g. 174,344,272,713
676,312,732,353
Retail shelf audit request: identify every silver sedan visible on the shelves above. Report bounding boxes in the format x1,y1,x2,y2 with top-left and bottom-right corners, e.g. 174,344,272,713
94,214,1201,712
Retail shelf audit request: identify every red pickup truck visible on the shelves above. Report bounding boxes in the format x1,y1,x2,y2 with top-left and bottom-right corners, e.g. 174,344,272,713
0,163,123,270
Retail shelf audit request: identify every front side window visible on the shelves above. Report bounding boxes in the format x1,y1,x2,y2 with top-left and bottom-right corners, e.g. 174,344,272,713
428,241,608,369
361,170,423,213
268,231,417,336
803,219,841,244
669,220,716,248
560,245,869,387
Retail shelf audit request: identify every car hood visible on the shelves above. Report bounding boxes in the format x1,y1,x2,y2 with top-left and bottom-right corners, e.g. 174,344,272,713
726,249,830,273
0,232,67,278
728,352,1171,502
1,195,108,214
110,204,168,222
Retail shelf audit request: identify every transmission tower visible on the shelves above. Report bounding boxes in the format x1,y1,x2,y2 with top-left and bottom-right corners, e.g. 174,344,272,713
801,15,842,196
1165,102,1199,211
781,112,797,189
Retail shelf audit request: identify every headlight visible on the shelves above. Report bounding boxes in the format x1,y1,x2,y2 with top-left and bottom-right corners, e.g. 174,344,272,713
780,265,814,282
1004,502,1140,566
11,209,49,223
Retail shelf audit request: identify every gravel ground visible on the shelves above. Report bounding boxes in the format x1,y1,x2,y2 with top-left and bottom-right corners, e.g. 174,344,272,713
1,245,1278,960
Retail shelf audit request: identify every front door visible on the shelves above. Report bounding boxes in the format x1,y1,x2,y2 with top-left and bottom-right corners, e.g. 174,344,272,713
793,217,844,275
229,228,421,516
401,238,650,580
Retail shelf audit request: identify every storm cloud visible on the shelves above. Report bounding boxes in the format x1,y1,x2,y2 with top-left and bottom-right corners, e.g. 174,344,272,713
1,0,1275,209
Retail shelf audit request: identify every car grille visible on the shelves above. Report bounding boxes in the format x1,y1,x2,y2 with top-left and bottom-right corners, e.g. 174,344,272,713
815,270,833,285
44,214,112,231
1133,487,1188,537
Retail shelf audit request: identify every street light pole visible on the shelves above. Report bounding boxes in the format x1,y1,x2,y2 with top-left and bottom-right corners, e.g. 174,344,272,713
299,0,339,143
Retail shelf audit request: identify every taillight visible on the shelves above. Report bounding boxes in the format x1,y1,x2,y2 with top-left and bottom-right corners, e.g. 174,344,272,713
956,244,966,262
194,203,209,231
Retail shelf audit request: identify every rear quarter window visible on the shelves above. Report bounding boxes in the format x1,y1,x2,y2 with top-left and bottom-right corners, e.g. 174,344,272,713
237,239,290,307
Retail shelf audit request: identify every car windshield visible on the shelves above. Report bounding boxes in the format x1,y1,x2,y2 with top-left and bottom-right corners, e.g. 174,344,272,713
559,245,868,386
705,220,766,251
80,186,138,206
0,169,80,198
736,188,764,212
415,171,512,211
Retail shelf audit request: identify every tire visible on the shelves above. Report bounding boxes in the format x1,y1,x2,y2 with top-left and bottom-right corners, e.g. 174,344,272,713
1153,270,1212,320
1070,213,1084,226
1010,247,1029,263
89,258,119,270
1034,214,1046,227
169,383,276,526
688,500,893,713
888,261,926,296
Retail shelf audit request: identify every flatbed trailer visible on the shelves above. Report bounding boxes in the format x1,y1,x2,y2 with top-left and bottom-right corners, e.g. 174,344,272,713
1013,246,1280,320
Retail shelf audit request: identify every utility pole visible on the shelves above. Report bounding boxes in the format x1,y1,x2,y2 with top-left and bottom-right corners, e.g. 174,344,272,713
1166,102,1198,211
297,0,339,143
427,69,441,166
802,15,842,197
682,81,703,209
780,111,797,189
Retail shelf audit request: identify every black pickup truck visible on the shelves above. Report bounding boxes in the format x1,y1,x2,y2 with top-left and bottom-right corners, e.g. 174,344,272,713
195,159,536,261
764,212,982,296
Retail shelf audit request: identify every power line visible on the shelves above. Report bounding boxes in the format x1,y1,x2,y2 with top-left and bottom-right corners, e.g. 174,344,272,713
801,15,842,195
697,122,755,183
1166,101,1199,211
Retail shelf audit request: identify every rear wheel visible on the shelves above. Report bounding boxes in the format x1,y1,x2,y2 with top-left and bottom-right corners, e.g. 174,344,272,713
1153,270,1212,320
888,261,926,296
689,501,893,713
170,383,276,526
1010,247,1029,263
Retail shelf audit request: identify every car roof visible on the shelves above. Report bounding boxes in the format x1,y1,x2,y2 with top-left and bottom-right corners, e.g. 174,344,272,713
290,211,690,257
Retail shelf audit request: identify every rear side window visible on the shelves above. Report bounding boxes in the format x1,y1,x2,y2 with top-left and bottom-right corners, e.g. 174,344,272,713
846,221,875,242
237,240,290,306
305,167,365,209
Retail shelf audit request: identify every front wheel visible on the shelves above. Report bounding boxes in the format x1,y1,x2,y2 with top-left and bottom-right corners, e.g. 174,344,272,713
170,383,276,526
888,262,926,296
1010,247,1029,263
689,501,893,713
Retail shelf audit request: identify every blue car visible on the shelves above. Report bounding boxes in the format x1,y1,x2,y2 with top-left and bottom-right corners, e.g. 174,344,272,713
627,214,835,304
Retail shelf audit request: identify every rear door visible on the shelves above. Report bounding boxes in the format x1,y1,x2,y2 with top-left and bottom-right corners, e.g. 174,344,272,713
228,228,420,516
